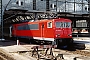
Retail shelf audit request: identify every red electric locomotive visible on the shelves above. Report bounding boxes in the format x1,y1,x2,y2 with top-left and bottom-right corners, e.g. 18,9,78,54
11,18,73,46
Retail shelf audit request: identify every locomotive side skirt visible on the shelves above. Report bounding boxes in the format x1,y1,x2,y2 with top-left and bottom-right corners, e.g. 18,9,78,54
33,37,54,41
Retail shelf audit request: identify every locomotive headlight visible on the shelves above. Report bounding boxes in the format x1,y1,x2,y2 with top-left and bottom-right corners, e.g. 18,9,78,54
56,34,60,37
68,34,72,36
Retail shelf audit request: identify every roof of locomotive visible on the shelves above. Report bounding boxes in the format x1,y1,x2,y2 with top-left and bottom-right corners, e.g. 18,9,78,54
13,18,71,25
28,18,71,23
53,18,71,22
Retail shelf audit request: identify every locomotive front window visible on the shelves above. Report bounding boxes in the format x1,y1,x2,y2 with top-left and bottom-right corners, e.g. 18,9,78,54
56,22,60,28
66,22,71,28
56,22,63,28
56,22,62,28
60,22,63,27
56,22,71,28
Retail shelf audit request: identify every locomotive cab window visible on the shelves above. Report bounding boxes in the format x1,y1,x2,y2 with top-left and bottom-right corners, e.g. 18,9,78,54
60,22,63,27
56,22,71,28
66,22,71,28
47,22,52,28
56,22,63,28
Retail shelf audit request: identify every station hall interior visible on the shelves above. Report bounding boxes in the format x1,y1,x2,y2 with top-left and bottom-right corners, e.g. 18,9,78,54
0,0,90,38
1,1,90,60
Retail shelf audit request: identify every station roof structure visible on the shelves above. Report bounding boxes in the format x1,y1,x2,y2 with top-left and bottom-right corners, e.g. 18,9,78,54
3,9,90,24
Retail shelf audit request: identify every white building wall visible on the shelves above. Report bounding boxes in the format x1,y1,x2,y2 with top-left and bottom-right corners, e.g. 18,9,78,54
36,0,46,11
2,0,89,13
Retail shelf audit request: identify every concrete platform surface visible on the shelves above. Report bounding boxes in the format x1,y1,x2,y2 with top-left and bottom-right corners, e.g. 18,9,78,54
49,49,90,60
0,40,90,60
0,40,37,60
73,37,90,49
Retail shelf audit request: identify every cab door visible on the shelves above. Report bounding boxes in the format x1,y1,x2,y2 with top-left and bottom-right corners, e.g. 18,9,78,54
41,23,44,40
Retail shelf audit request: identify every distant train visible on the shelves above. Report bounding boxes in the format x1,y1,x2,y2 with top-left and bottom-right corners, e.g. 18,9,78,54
4,18,73,47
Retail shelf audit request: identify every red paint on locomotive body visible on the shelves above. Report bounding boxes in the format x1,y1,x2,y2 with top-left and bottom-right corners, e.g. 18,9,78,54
12,18,72,42
54,18,72,38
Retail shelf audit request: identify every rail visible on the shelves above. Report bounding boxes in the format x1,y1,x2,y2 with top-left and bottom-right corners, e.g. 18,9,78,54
31,45,65,60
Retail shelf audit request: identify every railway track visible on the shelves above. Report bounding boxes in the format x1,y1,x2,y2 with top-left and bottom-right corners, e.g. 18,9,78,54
30,44,90,60
68,49,90,57
19,47,90,60
0,50,14,60
3,38,90,60
0,52,8,60
68,44,90,57
18,44,90,60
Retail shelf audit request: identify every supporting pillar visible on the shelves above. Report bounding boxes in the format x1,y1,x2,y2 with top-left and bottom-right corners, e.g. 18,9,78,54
88,0,90,37
17,40,20,45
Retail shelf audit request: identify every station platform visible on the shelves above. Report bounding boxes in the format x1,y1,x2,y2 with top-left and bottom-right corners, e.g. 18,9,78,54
0,40,37,60
73,37,90,49
0,40,90,60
